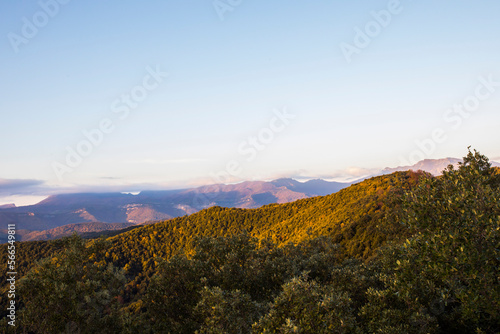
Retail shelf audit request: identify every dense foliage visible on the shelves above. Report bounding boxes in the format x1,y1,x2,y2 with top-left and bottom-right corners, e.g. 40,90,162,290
0,149,498,333
362,149,500,333
19,236,126,333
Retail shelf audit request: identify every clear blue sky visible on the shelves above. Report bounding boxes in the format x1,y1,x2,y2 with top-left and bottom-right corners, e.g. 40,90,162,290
1,0,500,205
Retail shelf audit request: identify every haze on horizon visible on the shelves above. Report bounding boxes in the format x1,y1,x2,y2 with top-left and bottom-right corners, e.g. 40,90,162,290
1,0,500,206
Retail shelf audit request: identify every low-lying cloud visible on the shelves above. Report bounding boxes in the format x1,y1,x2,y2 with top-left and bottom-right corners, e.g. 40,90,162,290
0,179,46,195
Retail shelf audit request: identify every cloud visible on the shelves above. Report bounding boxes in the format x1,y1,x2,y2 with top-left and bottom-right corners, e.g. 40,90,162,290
327,167,380,180
0,179,46,195
0,178,192,207
0,179,52,205
0,177,192,199
265,167,380,183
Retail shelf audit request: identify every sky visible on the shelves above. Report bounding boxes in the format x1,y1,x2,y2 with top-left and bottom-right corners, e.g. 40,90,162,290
1,0,500,206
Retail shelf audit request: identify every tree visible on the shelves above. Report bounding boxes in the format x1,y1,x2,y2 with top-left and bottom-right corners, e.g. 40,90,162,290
18,235,126,333
145,254,204,333
253,275,360,334
194,287,262,334
364,149,500,333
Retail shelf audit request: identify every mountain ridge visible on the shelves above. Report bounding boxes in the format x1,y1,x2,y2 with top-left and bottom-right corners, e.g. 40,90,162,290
0,178,350,241
2,157,498,242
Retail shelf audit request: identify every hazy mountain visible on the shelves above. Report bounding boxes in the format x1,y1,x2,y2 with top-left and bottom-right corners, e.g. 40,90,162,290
0,178,350,241
4,156,497,242
382,158,500,176
270,178,347,196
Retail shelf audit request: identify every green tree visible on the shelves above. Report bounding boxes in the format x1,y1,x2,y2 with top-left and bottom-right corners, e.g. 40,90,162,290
18,235,126,333
253,275,360,334
144,234,344,333
194,287,262,334
145,254,204,333
363,149,500,333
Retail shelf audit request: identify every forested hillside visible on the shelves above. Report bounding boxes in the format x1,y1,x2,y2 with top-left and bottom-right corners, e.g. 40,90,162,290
99,169,420,295
0,149,498,333
0,178,350,241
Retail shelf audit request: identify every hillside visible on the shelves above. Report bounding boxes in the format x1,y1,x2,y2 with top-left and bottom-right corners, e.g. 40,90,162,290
0,170,418,301
0,178,349,241
1,151,499,333
97,170,422,302
3,157,497,243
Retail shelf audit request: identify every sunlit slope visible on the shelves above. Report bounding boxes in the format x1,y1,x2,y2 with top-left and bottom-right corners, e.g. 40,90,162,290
104,171,422,274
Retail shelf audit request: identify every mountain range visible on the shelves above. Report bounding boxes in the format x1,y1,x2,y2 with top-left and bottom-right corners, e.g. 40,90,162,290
0,178,349,242
2,153,498,333
1,157,498,242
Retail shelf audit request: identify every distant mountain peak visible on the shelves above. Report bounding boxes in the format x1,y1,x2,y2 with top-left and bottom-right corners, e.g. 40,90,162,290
382,158,461,176
383,157,500,176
